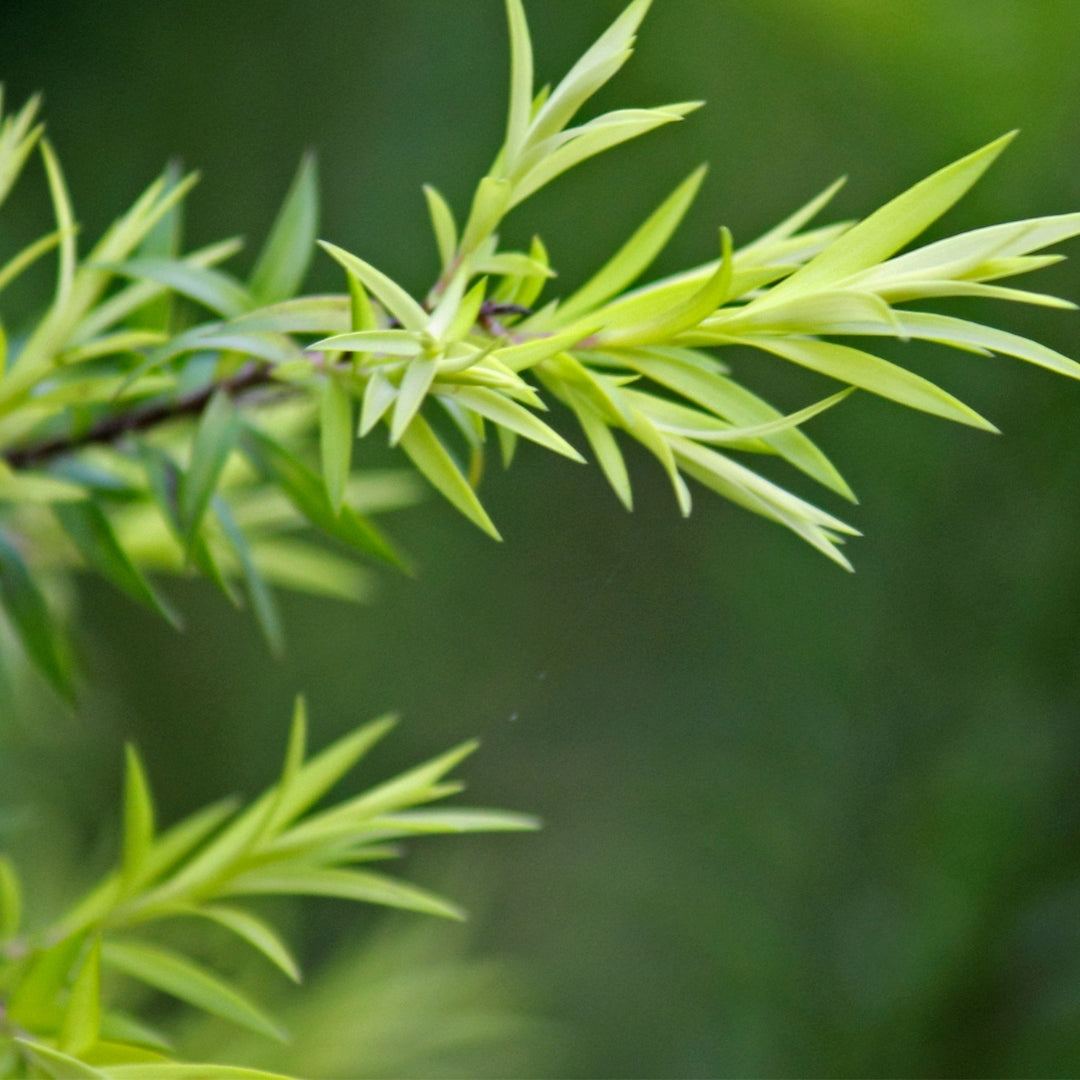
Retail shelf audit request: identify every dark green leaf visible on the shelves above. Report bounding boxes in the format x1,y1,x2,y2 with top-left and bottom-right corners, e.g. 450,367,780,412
0,528,74,702
249,153,319,304
54,501,181,627
239,424,405,569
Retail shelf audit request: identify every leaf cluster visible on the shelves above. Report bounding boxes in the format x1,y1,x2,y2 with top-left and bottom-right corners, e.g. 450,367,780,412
0,2,1077,703
0,699,536,1078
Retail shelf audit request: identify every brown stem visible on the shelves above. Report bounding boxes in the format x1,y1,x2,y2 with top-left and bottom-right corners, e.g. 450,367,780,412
3,361,276,470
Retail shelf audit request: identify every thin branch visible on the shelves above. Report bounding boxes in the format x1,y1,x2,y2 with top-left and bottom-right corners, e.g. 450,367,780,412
3,362,276,470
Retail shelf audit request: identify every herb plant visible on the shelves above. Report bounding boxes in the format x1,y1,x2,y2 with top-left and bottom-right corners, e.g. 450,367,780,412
1,1,1078,1076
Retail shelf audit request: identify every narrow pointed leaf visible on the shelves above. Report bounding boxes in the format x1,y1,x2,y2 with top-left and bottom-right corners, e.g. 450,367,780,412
121,746,155,888
265,713,397,834
54,501,181,628
0,529,74,702
493,322,601,371
563,385,633,509
320,374,354,514
503,0,534,167
397,415,501,538
0,854,21,939
530,0,652,144
40,139,76,311
740,176,847,254
423,185,458,270
318,241,428,331
181,389,239,546
615,347,854,499
101,939,287,1041
105,1063,294,1079
765,132,1016,301
740,334,996,430
360,368,397,435
390,357,439,444
240,424,405,568
98,258,253,318
559,165,707,321
213,498,285,657
60,938,102,1057
249,152,319,304
227,295,350,336
14,1040,107,1080
183,904,301,982
223,866,465,920
459,176,512,255
445,385,584,460
312,329,422,357
512,107,694,206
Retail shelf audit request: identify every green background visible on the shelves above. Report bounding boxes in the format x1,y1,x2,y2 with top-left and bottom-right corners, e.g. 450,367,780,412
3,1,1080,1075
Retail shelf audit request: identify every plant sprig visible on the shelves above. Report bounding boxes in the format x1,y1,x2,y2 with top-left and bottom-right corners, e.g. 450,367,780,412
0,698,536,1078
0,0,1076,702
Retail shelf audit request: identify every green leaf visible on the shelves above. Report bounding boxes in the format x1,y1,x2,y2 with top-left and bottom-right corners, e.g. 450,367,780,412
366,807,541,836
458,177,513,256
873,310,1080,382
223,867,465,920
528,0,652,146
264,712,398,835
442,385,584,461
423,185,459,270
320,374,354,514
240,424,405,569
595,225,732,345
71,237,242,345
348,272,378,332
503,0,534,167
8,933,88,1030
562,384,633,509
121,746,156,890
492,322,602,372
213,499,285,657
0,853,22,939
614,347,853,498
14,1039,108,1080
54,501,181,628
105,1064,294,1079
360,367,398,436
40,139,76,312
101,939,287,1042
249,152,319,304
60,938,102,1057
312,328,423,357
737,334,996,430
624,405,692,515
291,740,480,837
181,390,239,548
763,132,1016,302
318,241,428,331
98,258,253,318
558,165,706,321
738,176,847,256
672,438,856,570
856,210,1080,287
0,226,68,300
178,903,301,983
512,105,698,207
141,798,239,887
397,415,501,539
227,295,350,336
0,528,74,703
390,357,438,445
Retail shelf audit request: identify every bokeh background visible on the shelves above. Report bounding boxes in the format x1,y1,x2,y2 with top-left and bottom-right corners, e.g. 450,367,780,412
3,1,1080,1076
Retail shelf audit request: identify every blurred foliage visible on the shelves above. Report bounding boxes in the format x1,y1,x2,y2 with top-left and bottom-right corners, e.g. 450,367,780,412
2,1,1080,1077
